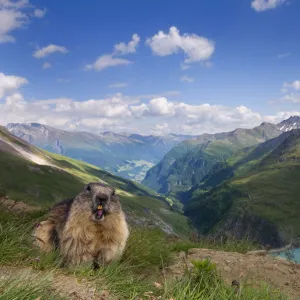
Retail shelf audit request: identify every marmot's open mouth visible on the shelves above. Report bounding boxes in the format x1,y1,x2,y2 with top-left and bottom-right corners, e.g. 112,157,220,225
95,205,105,221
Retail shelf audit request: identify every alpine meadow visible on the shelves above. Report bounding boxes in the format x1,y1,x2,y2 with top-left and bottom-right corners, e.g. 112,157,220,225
1,0,300,299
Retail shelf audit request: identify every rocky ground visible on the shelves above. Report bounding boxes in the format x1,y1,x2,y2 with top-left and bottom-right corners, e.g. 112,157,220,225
1,249,300,299
0,197,40,212
0,266,108,300
166,248,300,300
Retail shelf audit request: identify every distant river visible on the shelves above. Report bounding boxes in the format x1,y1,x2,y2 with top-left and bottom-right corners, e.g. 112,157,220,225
275,248,300,263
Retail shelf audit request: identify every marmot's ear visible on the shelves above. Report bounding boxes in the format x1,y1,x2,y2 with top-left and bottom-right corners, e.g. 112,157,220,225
84,184,91,191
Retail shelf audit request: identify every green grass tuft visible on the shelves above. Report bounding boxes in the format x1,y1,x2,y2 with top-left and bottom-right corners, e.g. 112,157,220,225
0,275,66,300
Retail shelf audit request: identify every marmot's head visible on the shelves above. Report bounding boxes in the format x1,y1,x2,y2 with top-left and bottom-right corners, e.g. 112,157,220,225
83,182,121,222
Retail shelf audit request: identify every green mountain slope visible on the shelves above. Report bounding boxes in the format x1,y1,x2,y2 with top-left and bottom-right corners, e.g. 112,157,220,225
7,123,193,182
0,126,191,236
185,130,300,246
143,122,282,197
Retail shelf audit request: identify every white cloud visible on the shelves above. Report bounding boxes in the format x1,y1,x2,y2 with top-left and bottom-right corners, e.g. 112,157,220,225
109,83,128,88
283,80,300,91
0,9,26,43
42,62,51,69
264,111,300,124
281,93,300,104
146,26,215,65
180,75,194,83
152,123,170,135
180,63,191,71
33,8,46,18
148,97,176,116
279,81,300,104
0,0,29,9
0,72,28,99
251,0,287,12
85,54,131,71
86,33,139,72
1,72,298,135
0,0,44,43
33,44,68,59
114,34,140,55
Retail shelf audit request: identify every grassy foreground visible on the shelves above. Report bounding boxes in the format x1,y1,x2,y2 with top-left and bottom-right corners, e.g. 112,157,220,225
0,207,287,300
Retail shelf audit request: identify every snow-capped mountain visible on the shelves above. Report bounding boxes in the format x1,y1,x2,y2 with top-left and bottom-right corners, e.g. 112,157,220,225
277,116,300,132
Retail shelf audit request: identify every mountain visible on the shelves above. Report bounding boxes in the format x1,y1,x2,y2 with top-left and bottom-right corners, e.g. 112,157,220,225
184,129,300,246
142,122,282,197
277,116,300,132
0,126,192,236
6,123,193,182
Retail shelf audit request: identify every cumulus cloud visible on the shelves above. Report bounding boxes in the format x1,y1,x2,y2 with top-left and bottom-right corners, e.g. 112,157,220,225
283,80,300,91
109,83,128,88
114,34,140,55
0,0,44,43
264,111,300,124
0,8,26,43
42,62,51,69
152,123,170,135
86,33,139,72
180,75,194,83
146,26,215,65
33,44,68,59
85,55,131,71
33,8,46,18
1,72,298,135
0,72,28,99
251,0,287,12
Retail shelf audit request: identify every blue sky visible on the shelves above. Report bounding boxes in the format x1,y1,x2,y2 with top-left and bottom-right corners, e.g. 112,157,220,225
0,0,300,135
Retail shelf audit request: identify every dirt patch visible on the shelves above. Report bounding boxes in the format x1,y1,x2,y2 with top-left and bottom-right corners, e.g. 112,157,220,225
0,198,40,213
0,266,109,300
166,248,300,299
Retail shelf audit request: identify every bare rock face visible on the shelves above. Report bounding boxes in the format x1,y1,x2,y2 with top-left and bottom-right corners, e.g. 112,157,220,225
166,248,300,300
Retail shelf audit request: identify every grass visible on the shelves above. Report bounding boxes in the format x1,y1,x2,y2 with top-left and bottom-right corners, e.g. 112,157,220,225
0,207,288,300
161,260,286,300
0,275,66,300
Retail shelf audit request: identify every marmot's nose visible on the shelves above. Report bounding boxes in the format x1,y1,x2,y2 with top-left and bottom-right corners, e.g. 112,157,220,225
96,196,108,205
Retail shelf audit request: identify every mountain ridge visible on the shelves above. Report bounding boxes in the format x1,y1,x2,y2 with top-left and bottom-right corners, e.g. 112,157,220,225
184,128,300,246
142,121,283,196
6,122,195,182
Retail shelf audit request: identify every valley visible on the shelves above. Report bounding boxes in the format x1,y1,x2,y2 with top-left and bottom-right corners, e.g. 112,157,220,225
183,127,300,247
6,123,193,182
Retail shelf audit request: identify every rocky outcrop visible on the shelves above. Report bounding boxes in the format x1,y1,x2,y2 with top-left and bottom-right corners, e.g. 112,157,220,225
166,248,300,300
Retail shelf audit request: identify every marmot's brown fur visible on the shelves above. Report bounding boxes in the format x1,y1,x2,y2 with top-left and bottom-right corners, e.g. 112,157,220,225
33,182,129,267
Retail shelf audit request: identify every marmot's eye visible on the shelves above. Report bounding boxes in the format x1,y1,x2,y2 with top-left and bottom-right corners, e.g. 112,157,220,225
86,185,91,191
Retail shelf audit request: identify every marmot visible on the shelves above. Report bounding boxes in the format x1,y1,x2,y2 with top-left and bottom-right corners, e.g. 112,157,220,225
33,182,129,267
